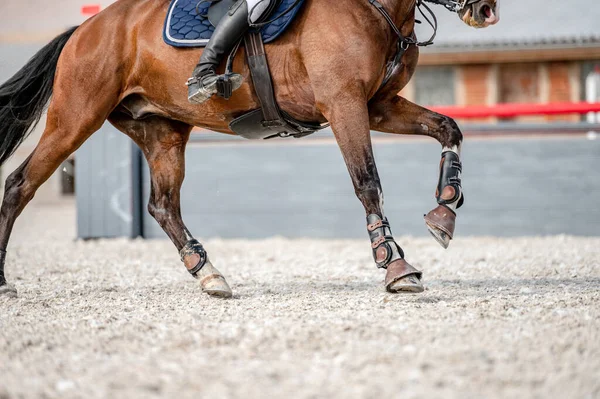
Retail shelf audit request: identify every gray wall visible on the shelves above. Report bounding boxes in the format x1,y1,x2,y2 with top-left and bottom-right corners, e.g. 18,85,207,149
142,134,600,239
76,126,142,238
0,44,43,76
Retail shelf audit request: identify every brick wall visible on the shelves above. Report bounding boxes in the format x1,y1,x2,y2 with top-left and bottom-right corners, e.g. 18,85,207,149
452,61,583,123
548,62,580,122
457,64,495,123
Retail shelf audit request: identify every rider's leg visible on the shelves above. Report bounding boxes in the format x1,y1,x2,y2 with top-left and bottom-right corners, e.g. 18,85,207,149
187,0,273,104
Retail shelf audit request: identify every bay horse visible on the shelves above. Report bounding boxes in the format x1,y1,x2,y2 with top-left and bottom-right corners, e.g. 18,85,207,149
0,0,499,298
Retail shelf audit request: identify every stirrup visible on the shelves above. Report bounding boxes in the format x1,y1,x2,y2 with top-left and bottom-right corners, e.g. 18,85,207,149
216,74,234,100
187,72,243,104
187,73,235,99
187,76,214,105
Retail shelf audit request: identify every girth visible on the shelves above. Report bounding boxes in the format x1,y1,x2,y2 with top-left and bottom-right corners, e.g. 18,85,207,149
227,31,329,139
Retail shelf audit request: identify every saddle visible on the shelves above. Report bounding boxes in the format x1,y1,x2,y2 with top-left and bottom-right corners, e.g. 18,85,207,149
165,0,328,140
164,0,303,47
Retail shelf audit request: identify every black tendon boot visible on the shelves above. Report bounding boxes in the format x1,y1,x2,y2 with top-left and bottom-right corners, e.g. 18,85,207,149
187,2,250,104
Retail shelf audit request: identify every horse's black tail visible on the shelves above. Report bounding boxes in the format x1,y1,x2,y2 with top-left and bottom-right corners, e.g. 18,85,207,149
0,26,78,167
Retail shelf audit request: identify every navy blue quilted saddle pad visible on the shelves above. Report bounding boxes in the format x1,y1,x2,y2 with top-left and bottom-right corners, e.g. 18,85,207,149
164,0,305,47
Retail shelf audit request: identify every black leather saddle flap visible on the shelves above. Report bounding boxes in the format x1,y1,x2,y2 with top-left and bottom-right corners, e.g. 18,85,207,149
208,0,239,27
229,109,286,139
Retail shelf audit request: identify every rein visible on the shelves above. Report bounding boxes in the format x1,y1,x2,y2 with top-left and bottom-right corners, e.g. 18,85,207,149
425,0,479,12
369,0,472,90
368,0,443,48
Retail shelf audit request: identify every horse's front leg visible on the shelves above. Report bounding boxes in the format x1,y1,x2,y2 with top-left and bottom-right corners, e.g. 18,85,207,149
324,97,423,293
369,95,465,248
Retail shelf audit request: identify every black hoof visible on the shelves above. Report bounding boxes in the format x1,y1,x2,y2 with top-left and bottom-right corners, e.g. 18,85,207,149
0,283,17,298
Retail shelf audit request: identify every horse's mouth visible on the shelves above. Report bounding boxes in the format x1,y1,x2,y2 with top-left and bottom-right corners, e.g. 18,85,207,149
462,1,499,28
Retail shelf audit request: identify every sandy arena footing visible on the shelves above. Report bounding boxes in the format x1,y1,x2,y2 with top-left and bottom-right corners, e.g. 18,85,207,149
0,201,599,398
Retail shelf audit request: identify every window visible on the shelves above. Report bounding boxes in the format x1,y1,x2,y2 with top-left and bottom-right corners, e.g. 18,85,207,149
413,66,456,106
498,63,540,104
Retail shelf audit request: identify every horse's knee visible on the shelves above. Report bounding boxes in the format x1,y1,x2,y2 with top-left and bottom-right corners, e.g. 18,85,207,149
437,115,463,149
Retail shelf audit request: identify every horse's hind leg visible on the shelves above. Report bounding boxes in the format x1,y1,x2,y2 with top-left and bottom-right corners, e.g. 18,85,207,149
369,95,465,249
0,20,131,296
0,97,110,297
108,113,232,298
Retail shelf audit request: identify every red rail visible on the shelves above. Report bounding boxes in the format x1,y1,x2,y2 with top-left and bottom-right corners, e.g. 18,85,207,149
81,4,101,16
430,102,600,119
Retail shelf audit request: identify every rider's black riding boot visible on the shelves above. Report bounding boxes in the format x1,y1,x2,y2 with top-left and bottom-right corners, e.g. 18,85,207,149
187,1,249,104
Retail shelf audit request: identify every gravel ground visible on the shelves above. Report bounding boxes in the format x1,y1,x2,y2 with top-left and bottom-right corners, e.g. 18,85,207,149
1,200,599,398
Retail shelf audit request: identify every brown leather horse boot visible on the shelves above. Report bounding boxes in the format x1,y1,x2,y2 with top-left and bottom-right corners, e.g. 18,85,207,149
425,147,464,249
367,214,424,293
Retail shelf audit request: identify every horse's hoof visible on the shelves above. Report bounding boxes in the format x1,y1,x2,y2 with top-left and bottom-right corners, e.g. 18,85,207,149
388,274,424,293
200,275,233,298
426,223,451,249
424,205,455,249
197,262,233,299
385,259,424,294
0,284,17,298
